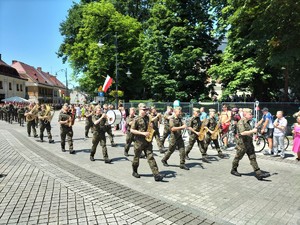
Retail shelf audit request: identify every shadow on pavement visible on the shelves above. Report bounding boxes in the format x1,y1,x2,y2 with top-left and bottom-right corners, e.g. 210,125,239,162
206,156,220,162
111,157,130,162
241,170,273,182
0,174,7,178
186,162,204,169
74,149,91,153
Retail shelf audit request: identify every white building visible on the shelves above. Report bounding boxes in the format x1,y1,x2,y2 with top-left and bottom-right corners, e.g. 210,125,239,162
0,54,26,101
70,90,87,105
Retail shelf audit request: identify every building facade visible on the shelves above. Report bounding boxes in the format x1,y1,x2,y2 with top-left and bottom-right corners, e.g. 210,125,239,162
0,54,26,101
11,60,67,104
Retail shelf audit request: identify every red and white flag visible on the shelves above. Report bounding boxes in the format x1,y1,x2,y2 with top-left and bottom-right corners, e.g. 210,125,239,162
103,75,113,93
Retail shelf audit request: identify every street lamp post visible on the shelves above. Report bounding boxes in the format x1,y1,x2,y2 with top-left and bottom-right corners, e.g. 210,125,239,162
55,68,68,104
98,33,132,109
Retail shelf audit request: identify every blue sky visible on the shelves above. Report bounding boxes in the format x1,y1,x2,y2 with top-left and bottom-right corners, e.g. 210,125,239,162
0,0,79,87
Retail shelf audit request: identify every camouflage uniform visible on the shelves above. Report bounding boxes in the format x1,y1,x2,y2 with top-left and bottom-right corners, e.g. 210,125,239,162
203,117,223,157
124,115,136,155
105,124,115,146
0,105,3,120
90,113,110,161
17,106,25,126
161,111,172,147
2,105,7,122
150,112,164,151
58,110,74,153
13,105,18,122
131,115,160,176
232,118,261,172
7,104,14,124
25,107,37,137
162,116,187,167
38,109,53,142
185,116,206,159
85,110,93,138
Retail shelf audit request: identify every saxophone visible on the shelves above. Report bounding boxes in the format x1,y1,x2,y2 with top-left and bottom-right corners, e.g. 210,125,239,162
26,104,39,121
145,115,155,142
68,108,75,127
198,119,208,141
211,119,221,140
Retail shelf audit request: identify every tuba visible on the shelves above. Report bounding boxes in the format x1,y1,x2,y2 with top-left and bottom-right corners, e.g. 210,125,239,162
145,115,155,142
43,105,54,124
198,119,208,141
26,104,39,121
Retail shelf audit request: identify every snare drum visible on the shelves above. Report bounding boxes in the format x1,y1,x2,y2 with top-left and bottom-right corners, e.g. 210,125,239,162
106,110,122,125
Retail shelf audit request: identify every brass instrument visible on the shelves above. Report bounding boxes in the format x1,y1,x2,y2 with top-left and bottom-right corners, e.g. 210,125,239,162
26,104,39,121
43,105,54,124
68,108,75,127
145,115,155,142
68,115,73,127
211,119,221,140
198,119,208,141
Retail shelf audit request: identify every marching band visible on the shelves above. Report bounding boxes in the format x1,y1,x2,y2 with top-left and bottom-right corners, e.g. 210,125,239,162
0,101,277,181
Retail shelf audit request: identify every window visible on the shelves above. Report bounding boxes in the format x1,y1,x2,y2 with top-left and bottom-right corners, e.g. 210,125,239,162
20,84,23,91
17,84,19,91
0,81,3,89
9,82,12,90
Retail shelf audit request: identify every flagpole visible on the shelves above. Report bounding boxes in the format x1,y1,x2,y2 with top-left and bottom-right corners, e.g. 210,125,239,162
115,32,119,109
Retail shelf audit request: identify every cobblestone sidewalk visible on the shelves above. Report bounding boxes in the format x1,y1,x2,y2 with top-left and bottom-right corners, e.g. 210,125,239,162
0,128,224,225
1,116,300,225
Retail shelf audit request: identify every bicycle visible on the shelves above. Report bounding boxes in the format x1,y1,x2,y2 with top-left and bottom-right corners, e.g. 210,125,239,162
253,129,289,153
210,123,236,149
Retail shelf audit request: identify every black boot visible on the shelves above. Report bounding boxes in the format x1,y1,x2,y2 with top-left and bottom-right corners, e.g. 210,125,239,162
159,148,166,154
154,174,164,181
231,169,241,177
218,151,225,158
132,166,140,178
202,156,209,163
124,151,129,157
90,156,95,161
104,158,112,163
180,164,189,170
111,142,116,147
185,153,190,160
161,159,169,167
255,171,270,180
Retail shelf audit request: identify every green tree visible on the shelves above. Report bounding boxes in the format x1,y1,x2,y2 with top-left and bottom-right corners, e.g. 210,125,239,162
58,1,143,100
141,0,220,102
209,0,300,101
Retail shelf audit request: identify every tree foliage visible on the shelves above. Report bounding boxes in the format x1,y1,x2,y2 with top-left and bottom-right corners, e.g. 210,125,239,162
59,0,300,102
58,1,143,100
209,0,300,101
140,0,220,102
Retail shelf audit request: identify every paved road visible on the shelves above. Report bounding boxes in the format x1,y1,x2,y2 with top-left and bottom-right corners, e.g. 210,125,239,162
0,113,300,225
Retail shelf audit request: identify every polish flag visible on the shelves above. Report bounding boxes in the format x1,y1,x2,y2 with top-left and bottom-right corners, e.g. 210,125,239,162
103,75,113,93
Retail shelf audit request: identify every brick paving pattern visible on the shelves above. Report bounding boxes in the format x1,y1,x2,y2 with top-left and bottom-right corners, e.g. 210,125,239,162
0,128,222,225
1,114,300,225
